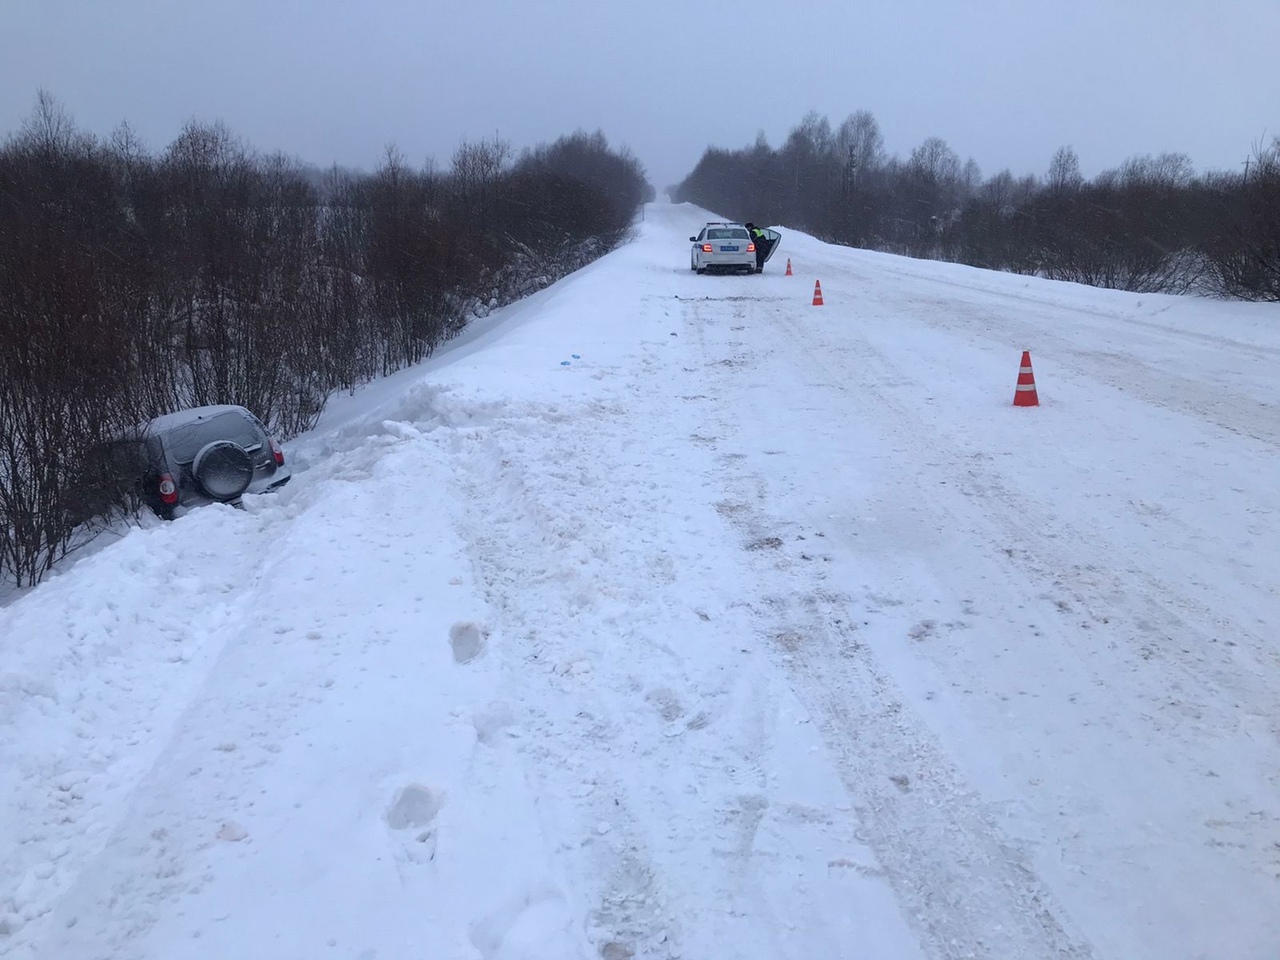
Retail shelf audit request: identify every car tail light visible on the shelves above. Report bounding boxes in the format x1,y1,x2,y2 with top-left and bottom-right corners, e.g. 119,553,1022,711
747,242,756,252
269,437,284,466
702,244,713,253
158,473,178,505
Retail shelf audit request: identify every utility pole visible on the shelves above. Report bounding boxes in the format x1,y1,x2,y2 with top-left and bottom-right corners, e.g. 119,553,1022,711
842,146,859,240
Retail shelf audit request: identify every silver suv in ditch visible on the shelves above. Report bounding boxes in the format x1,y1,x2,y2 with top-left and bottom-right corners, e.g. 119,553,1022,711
95,404,291,520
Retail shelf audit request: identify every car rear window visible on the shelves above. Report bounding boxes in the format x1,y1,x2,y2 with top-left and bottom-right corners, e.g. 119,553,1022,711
157,411,262,463
706,228,749,240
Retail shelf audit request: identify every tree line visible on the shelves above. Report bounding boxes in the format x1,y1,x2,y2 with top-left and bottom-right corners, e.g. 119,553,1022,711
0,93,651,587
674,110,1280,301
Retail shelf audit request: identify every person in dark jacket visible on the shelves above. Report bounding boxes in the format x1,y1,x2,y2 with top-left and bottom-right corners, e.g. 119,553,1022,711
745,222,768,272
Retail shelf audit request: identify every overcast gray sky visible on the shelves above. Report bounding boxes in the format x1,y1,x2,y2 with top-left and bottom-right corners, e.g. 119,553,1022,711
2,0,1277,191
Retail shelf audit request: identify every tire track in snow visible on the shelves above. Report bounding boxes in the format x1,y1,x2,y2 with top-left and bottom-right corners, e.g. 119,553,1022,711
434,335,881,959
764,305,1280,747
754,305,1280,957
681,294,1098,960
683,277,1280,956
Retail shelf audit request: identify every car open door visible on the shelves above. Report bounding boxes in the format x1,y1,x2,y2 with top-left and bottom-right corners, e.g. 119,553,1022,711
758,228,782,263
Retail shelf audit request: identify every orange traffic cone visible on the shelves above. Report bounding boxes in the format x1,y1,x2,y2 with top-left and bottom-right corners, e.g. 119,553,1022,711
785,258,793,276
812,280,824,306
1013,350,1039,407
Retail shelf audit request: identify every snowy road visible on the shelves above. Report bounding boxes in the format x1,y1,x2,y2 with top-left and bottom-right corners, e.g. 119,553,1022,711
3,203,1279,959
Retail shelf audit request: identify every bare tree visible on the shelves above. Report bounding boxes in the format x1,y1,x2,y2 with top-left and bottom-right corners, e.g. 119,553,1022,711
960,158,983,203
1204,138,1280,299
1047,145,1084,196
835,110,885,178
0,94,144,583
451,134,512,222
1120,151,1194,188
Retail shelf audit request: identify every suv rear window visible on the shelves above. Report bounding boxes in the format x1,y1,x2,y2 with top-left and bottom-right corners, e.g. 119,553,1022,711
157,411,262,463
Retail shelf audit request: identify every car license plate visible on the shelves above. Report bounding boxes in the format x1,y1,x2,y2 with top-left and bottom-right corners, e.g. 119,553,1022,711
720,245,739,252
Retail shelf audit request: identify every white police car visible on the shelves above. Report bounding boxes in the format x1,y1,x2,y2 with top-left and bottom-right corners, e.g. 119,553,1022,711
689,222,757,275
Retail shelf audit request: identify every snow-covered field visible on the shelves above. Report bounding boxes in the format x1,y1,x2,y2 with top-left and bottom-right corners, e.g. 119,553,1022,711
3,202,1279,960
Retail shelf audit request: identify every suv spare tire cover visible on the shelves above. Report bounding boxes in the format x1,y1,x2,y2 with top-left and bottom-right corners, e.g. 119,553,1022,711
192,440,254,501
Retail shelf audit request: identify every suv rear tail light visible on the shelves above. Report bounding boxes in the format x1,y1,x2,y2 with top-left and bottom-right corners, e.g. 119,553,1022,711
701,244,713,253
158,473,178,505
747,242,756,252
269,437,284,466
